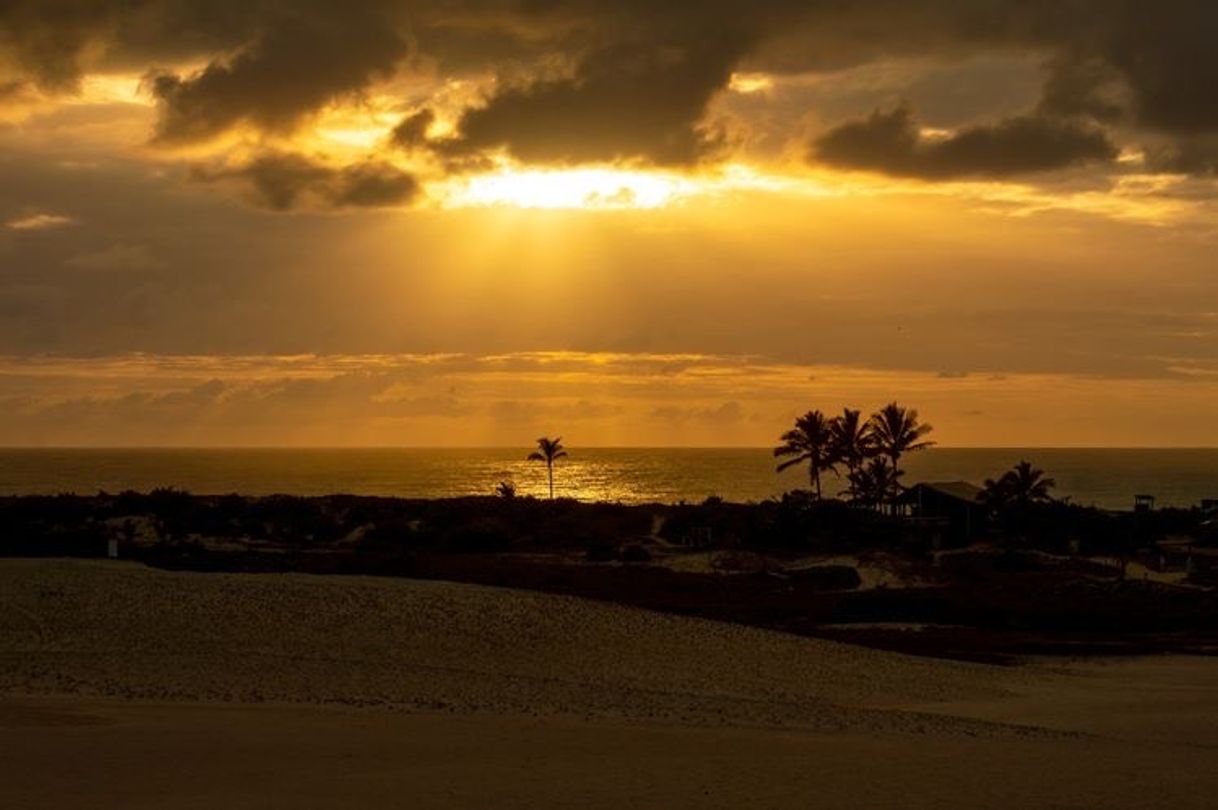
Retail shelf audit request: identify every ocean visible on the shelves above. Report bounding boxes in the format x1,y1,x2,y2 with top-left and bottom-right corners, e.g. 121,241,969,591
1,448,1216,510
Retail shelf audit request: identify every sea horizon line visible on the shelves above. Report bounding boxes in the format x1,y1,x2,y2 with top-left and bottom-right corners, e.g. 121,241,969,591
3,446,1218,452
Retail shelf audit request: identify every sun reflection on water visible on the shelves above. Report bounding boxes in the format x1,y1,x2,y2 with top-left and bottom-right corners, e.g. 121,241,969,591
496,458,660,502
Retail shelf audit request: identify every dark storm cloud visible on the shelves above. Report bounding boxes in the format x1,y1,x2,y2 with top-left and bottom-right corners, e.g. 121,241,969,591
147,6,410,142
757,0,1218,139
0,1,117,90
390,108,435,149
192,153,420,211
0,1,259,94
416,1,821,166
424,1,1218,174
1037,57,1129,124
3,1,1218,173
813,106,1118,179
1144,139,1218,177
439,31,754,165
1042,1,1218,135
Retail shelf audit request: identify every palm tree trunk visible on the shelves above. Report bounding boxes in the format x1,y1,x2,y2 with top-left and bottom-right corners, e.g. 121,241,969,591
814,467,822,499
547,463,554,500
888,452,900,516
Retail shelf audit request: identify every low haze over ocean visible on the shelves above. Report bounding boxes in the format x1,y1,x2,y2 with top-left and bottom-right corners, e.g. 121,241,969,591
2,447,1215,510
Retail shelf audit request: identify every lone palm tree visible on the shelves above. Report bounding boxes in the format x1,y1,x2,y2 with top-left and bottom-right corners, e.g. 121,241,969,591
528,437,567,500
866,401,934,483
774,410,839,498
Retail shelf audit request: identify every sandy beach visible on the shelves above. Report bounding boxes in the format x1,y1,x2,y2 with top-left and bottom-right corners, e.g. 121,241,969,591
2,559,1216,808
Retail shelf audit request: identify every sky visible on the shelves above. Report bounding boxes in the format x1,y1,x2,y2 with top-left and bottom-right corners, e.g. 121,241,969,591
1,1,1217,447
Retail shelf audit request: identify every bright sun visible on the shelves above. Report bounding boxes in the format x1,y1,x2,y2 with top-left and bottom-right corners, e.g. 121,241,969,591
442,166,694,210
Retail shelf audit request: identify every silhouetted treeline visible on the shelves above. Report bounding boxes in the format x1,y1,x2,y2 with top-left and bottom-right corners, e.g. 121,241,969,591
1,488,1212,562
0,490,651,559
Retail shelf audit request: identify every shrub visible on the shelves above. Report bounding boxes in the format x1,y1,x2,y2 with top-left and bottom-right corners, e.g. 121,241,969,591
617,544,652,563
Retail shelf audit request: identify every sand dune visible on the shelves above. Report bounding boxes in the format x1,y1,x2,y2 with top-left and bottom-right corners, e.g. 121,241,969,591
2,559,1217,809
1,559,1019,732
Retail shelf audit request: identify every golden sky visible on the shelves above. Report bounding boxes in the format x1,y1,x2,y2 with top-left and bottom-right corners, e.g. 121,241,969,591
1,2,1217,446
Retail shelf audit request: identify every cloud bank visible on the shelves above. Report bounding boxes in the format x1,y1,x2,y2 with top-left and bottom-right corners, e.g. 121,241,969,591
2,1,1217,183
3,352,1217,446
814,106,1118,179
192,153,420,211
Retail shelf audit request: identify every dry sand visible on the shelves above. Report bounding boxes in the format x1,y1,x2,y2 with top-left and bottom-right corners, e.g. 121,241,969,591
2,559,1216,808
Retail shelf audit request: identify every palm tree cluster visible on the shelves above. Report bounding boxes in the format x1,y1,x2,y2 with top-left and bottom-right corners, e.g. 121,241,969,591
980,460,1057,510
774,402,934,507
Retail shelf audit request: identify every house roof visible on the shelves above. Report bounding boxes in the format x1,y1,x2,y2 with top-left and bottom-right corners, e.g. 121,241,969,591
901,481,984,504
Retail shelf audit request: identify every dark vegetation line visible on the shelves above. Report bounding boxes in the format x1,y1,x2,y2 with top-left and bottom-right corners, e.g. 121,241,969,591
3,486,1216,663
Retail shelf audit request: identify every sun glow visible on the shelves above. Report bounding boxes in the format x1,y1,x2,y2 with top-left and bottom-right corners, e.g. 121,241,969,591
437,161,839,210
442,166,695,210
728,72,775,94
80,74,149,106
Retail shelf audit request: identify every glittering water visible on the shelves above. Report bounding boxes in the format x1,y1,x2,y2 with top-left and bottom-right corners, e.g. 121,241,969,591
1,448,1216,509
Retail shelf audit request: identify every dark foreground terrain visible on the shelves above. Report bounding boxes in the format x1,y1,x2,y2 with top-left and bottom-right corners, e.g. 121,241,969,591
4,490,1216,662
4,559,1218,810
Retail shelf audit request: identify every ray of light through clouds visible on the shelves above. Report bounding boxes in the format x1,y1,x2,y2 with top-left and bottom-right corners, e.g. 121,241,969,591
1,1,1218,445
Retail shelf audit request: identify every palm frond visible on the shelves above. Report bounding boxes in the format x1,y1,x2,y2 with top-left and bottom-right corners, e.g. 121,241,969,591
528,436,567,462
775,455,810,473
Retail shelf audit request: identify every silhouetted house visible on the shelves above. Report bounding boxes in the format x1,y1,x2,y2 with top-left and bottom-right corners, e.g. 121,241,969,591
679,526,713,549
897,481,985,548
1154,537,1218,584
1134,494,1156,512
